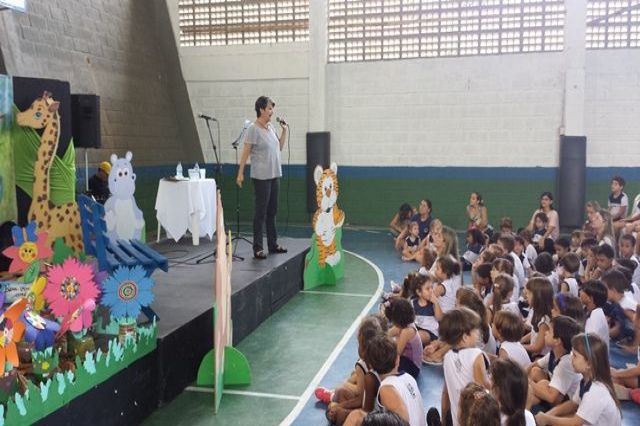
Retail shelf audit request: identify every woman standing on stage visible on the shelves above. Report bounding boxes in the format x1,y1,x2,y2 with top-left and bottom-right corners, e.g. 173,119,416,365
236,96,289,259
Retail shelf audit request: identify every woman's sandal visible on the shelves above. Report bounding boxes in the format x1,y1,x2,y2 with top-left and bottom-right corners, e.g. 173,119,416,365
254,250,267,260
269,245,288,254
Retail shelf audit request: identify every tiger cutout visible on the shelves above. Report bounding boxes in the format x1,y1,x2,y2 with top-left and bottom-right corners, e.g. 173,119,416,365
312,163,345,267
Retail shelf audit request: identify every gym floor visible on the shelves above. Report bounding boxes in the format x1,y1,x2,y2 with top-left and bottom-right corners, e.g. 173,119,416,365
143,227,640,425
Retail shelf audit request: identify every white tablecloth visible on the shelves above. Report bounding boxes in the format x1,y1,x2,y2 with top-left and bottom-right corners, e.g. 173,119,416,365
155,178,217,244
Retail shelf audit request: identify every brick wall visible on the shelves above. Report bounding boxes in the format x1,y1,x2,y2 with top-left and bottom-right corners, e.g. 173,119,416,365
0,0,202,166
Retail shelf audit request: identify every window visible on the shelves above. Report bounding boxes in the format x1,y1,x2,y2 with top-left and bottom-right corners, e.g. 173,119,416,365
178,0,309,46
587,1,640,49
328,0,565,63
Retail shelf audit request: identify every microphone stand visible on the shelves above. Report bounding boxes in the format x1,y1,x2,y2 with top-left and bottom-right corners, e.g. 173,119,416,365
230,131,253,260
196,120,250,263
202,116,222,190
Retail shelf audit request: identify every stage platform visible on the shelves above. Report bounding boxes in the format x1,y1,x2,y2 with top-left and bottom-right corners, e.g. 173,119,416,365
36,236,309,425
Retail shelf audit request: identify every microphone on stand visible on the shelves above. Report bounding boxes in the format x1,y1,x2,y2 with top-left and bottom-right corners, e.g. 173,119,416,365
276,116,288,126
232,119,253,147
198,112,217,121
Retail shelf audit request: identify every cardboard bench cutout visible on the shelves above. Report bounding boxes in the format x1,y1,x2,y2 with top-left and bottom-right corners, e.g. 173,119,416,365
16,92,83,253
304,162,345,289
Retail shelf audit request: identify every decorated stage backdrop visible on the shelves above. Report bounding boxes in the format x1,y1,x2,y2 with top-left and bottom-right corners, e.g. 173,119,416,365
0,75,17,225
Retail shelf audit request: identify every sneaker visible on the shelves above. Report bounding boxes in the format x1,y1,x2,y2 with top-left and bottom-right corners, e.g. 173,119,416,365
614,383,630,400
427,407,442,426
314,387,333,404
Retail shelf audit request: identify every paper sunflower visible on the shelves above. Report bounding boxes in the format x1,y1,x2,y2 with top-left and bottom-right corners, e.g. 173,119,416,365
0,299,27,372
1,222,52,274
101,266,155,321
28,275,47,313
44,258,100,332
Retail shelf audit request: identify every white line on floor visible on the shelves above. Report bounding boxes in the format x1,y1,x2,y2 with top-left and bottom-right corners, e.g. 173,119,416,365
185,386,300,401
300,290,373,298
280,250,384,426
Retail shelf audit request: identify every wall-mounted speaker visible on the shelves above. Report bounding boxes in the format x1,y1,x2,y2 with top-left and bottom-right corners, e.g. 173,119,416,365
71,94,101,149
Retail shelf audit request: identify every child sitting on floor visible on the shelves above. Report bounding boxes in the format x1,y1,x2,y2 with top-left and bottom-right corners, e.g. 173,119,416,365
457,287,496,356
580,279,610,347
522,277,554,357
439,308,490,426
491,359,536,426
558,252,581,297
432,255,462,314
527,315,582,410
363,335,426,426
535,333,622,425
316,315,386,424
492,310,531,370
487,273,520,322
401,221,421,262
602,268,636,343
551,293,585,325
462,228,485,271
386,298,423,379
458,383,500,426
412,273,442,346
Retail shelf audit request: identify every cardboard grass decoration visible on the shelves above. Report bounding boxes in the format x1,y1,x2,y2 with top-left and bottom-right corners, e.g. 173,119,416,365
303,163,346,289
1,222,52,274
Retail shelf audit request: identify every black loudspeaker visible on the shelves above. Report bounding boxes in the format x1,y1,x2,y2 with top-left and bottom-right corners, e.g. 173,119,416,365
306,132,331,213
71,94,101,148
558,135,586,231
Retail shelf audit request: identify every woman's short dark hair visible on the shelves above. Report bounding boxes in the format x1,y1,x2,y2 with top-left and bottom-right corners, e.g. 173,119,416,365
254,96,274,117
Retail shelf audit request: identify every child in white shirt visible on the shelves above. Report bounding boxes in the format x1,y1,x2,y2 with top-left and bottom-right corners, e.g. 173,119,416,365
440,308,490,426
580,280,610,348
367,335,427,426
558,252,581,297
535,333,621,426
492,310,531,370
527,315,582,410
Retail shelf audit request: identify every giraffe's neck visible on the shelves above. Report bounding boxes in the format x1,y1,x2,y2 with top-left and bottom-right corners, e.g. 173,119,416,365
29,113,60,224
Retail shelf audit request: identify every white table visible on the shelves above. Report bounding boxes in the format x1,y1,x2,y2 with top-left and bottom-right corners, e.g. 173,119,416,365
155,178,217,245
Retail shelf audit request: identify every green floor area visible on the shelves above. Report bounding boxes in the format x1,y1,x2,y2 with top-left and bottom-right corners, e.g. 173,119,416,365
142,251,381,426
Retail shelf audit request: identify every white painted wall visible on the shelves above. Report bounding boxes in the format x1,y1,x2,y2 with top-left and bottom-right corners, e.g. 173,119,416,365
164,1,640,168
585,49,640,167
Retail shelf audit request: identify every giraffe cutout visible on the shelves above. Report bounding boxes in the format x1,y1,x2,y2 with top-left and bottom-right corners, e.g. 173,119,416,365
16,92,84,253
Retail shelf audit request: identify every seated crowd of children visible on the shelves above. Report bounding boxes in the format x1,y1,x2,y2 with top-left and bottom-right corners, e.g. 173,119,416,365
316,182,640,425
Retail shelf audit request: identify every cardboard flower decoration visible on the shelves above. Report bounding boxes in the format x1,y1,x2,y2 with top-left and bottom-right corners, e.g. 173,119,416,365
1,222,52,274
28,275,47,313
101,266,155,321
0,298,27,372
21,310,61,351
44,258,99,332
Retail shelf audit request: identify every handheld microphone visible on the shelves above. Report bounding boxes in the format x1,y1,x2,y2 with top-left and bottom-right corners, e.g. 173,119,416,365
276,116,288,126
198,112,217,121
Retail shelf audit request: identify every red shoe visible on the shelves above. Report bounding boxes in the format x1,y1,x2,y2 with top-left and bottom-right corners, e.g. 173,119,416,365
631,388,640,405
314,387,333,404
